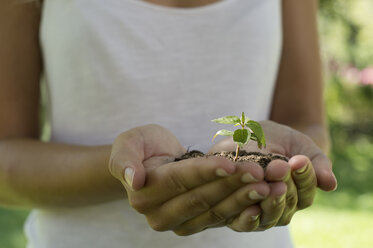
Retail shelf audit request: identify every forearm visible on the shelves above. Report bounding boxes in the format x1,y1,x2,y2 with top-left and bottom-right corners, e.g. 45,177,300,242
0,139,125,209
271,0,329,154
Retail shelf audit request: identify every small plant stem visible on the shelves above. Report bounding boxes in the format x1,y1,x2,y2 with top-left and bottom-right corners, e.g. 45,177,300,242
234,145,240,162
233,123,245,162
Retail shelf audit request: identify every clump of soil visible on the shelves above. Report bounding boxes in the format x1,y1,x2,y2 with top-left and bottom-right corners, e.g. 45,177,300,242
175,150,288,169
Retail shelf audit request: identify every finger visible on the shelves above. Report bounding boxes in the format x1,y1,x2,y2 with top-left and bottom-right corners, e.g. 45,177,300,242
145,162,264,232
265,160,297,226
289,155,317,209
228,205,261,232
109,151,146,192
278,177,297,225
109,124,186,191
173,182,270,235
129,157,245,213
258,182,287,230
265,159,291,182
144,158,264,204
284,125,337,192
289,132,337,192
310,154,337,192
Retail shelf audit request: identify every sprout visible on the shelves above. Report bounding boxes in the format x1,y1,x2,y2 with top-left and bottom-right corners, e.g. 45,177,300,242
212,112,266,161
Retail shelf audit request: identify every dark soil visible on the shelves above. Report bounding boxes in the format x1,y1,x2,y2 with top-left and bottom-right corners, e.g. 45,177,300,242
175,150,288,169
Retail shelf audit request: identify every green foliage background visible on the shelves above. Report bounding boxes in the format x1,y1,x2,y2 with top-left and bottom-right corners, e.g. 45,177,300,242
292,1,373,247
1,1,373,247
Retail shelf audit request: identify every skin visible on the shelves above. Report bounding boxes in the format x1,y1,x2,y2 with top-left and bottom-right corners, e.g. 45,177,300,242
208,121,323,231
0,0,336,237
110,124,322,235
115,0,338,233
110,124,269,235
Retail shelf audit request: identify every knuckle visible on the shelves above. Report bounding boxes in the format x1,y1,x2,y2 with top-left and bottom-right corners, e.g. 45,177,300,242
280,218,292,226
173,228,194,236
147,218,169,232
310,173,318,186
228,213,260,232
129,196,149,213
207,208,226,224
187,191,211,212
302,173,318,188
225,216,236,225
298,173,318,189
166,169,189,194
279,214,294,226
260,222,277,230
298,196,314,210
297,183,317,210
286,194,298,209
218,175,243,192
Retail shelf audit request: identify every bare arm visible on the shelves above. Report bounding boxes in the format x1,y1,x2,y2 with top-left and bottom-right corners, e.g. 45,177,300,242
0,1,123,209
271,0,330,153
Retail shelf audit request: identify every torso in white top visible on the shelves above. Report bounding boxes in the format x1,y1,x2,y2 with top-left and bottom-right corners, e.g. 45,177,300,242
25,0,293,247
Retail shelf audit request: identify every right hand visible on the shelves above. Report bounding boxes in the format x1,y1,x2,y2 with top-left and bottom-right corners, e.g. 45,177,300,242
109,124,270,235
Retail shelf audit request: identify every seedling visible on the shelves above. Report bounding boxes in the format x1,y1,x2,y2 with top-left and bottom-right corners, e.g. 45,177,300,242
212,112,266,161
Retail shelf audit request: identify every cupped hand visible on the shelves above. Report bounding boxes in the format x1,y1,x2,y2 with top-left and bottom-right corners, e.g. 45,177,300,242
259,120,337,192
109,124,186,190
208,120,337,231
108,124,270,235
138,157,269,235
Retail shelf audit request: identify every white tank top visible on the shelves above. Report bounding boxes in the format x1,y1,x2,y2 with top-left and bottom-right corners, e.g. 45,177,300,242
25,0,293,247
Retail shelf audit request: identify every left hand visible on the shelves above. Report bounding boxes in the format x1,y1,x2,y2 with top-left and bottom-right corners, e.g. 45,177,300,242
208,120,337,231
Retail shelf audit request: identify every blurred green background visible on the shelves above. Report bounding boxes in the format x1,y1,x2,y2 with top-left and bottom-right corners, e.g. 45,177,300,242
1,0,373,247
292,0,373,247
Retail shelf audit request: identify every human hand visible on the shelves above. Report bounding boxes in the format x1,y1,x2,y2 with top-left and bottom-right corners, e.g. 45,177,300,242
108,124,270,235
208,120,337,231
136,157,271,235
109,124,186,190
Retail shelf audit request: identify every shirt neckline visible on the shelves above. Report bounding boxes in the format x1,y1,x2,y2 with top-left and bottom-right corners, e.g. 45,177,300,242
126,0,235,14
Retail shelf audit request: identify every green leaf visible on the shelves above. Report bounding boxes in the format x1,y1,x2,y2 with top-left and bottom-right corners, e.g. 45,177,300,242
241,112,245,125
212,129,234,142
246,120,266,148
211,116,241,125
233,129,250,145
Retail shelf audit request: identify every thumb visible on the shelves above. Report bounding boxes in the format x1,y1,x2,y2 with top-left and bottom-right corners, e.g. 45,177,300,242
290,154,337,192
109,154,146,192
109,124,186,191
109,129,148,191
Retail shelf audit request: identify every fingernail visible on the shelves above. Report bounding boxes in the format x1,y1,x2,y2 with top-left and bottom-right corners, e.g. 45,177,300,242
248,190,266,200
241,173,258,183
273,194,286,205
216,168,230,177
124,167,134,189
296,163,308,174
332,173,338,191
251,214,260,222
